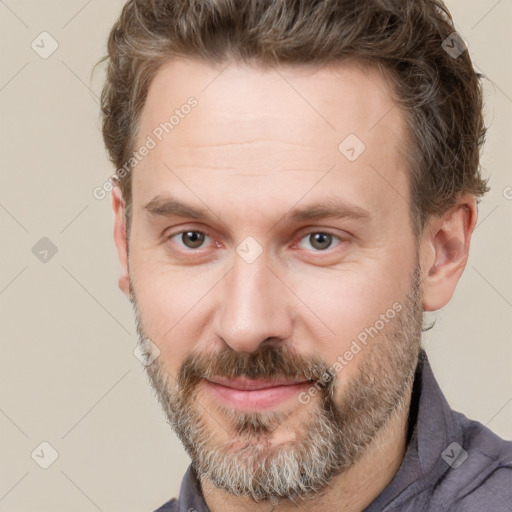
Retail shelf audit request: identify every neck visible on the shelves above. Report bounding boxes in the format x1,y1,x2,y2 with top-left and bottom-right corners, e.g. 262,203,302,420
200,386,413,512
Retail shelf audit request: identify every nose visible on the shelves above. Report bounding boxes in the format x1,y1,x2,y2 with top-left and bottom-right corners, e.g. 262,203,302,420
214,251,294,353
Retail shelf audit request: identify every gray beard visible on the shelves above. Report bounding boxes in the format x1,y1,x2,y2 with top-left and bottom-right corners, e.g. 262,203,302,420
131,264,424,503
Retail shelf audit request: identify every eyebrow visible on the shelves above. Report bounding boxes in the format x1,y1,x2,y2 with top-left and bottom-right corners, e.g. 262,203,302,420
144,196,211,220
143,195,372,224
287,198,372,223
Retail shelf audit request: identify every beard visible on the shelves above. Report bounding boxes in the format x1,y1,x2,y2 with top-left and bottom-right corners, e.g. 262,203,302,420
130,263,424,503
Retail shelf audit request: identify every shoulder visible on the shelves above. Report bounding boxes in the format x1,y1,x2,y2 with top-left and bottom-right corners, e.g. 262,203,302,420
441,411,512,511
153,497,178,512
458,409,512,470
448,466,512,512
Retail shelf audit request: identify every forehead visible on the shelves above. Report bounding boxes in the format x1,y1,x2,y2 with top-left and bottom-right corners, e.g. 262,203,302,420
133,58,410,229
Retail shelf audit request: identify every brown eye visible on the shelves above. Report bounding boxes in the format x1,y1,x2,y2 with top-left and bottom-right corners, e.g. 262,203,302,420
166,230,209,250
309,233,332,250
180,231,206,249
298,232,342,252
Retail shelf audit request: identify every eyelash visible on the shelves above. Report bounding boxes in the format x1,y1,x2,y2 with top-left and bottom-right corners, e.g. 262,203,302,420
165,229,346,253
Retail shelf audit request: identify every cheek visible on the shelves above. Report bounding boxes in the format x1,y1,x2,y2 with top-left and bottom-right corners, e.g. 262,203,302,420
289,261,409,359
130,255,207,370
303,265,402,314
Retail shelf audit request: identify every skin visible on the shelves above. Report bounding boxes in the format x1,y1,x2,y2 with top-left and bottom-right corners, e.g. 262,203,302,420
111,58,478,511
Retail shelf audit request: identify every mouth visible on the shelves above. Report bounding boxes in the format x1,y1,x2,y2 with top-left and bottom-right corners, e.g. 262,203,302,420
202,376,313,411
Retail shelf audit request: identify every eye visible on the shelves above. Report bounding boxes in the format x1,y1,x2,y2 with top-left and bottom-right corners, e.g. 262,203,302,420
297,231,343,251
168,230,211,250
165,229,345,254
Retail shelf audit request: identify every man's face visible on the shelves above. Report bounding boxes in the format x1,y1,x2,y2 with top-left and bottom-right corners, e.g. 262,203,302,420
125,59,424,500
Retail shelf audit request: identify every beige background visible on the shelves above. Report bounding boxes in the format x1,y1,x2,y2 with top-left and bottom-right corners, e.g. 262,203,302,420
0,1,510,511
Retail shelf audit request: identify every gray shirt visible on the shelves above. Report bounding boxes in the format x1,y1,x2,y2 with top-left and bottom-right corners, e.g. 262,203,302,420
154,349,512,511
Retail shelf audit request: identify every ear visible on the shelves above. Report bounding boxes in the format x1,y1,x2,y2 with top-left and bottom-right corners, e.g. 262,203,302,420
111,184,131,298
420,193,478,312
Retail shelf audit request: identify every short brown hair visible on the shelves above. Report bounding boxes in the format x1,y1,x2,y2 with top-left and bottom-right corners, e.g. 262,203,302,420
98,0,490,238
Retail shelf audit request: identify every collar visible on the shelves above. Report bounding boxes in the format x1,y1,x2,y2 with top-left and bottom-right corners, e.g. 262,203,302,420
364,348,461,510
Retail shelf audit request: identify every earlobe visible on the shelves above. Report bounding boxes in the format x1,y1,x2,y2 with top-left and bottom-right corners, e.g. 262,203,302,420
421,196,478,312
111,185,131,298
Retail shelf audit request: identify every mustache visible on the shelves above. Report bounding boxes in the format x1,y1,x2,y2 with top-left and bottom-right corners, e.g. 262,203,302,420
176,343,334,396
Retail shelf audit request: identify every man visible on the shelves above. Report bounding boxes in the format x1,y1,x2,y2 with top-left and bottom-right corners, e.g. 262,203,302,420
99,0,512,510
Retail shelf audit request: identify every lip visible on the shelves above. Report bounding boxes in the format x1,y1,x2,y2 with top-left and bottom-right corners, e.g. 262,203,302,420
203,377,313,411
